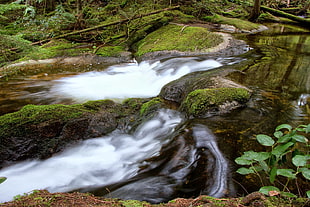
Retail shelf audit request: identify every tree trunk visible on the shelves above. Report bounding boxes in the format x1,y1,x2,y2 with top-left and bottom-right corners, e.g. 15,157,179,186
249,0,261,21
261,5,310,26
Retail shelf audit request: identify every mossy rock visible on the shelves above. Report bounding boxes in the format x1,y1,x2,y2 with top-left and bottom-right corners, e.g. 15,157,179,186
0,99,149,166
204,14,261,32
0,104,92,138
135,24,223,56
95,45,127,57
180,87,250,118
23,39,92,60
0,99,146,139
140,97,164,116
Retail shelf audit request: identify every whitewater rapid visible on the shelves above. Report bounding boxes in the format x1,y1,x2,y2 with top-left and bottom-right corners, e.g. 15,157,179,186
47,57,225,102
0,109,183,202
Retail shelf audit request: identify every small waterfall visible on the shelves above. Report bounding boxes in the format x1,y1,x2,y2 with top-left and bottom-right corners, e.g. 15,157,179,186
0,109,183,203
48,58,223,102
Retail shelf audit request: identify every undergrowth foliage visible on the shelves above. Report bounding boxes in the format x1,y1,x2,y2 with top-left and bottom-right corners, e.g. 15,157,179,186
0,177,6,184
235,124,310,198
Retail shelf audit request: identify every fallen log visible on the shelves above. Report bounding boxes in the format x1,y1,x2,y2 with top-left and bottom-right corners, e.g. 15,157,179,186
261,5,310,26
31,6,180,46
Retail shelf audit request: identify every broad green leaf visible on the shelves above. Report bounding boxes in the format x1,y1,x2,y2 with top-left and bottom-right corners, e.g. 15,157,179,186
274,131,283,139
296,125,307,132
235,157,254,165
307,190,310,198
250,165,263,172
256,134,275,146
277,169,296,179
259,160,269,172
236,167,254,175
243,151,260,160
292,155,308,167
241,151,270,162
292,134,308,143
0,177,6,184
259,186,280,195
299,124,310,133
277,134,291,143
270,166,277,184
271,142,294,157
280,192,297,198
276,124,292,131
298,168,310,180
306,124,310,133
256,152,270,161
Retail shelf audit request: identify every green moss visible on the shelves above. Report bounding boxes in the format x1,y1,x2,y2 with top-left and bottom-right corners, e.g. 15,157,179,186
123,98,146,111
140,97,163,116
181,87,250,117
120,199,151,207
95,45,126,57
22,39,91,60
135,24,223,56
0,104,94,138
0,98,146,139
204,14,261,31
82,99,117,111
163,10,195,24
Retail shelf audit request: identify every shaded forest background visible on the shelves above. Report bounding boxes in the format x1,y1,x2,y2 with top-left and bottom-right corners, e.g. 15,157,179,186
0,0,309,67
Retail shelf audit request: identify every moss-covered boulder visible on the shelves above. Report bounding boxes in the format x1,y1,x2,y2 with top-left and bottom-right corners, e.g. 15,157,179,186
180,87,250,118
0,99,147,168
140,97,165,116
159,67,251,118
203,14,267,33
134,24,224,59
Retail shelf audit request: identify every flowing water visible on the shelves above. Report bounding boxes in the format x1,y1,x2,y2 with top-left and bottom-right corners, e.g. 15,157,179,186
0,109,184,202
0,57,242,115
0,24,309,203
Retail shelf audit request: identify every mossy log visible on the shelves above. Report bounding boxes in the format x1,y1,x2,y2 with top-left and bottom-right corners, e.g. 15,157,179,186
32,6,180,46
261,5,310,26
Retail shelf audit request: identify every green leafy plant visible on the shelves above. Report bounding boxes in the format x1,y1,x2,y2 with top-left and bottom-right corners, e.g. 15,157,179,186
235,123,310,198
0,177,6,184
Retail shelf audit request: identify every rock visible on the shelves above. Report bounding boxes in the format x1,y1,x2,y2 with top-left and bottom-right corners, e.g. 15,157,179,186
159,69,251,118
180,88,250,118
0,100,145,169
242,192,266,206
85,111,118,138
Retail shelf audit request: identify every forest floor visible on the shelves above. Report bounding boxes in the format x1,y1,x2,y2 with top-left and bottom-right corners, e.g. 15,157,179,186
1,190,309,207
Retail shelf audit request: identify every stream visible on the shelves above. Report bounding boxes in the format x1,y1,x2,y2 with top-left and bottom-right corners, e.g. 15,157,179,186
0,24,309,203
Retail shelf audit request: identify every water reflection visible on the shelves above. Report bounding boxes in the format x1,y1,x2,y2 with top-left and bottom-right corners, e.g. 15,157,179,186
240,27,310,94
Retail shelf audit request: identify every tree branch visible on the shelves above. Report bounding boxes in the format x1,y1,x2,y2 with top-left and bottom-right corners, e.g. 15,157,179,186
31,6,180,46
261,5,310,26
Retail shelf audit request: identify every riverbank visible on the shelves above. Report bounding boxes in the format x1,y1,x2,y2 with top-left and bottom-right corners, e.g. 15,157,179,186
1,190,309,207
